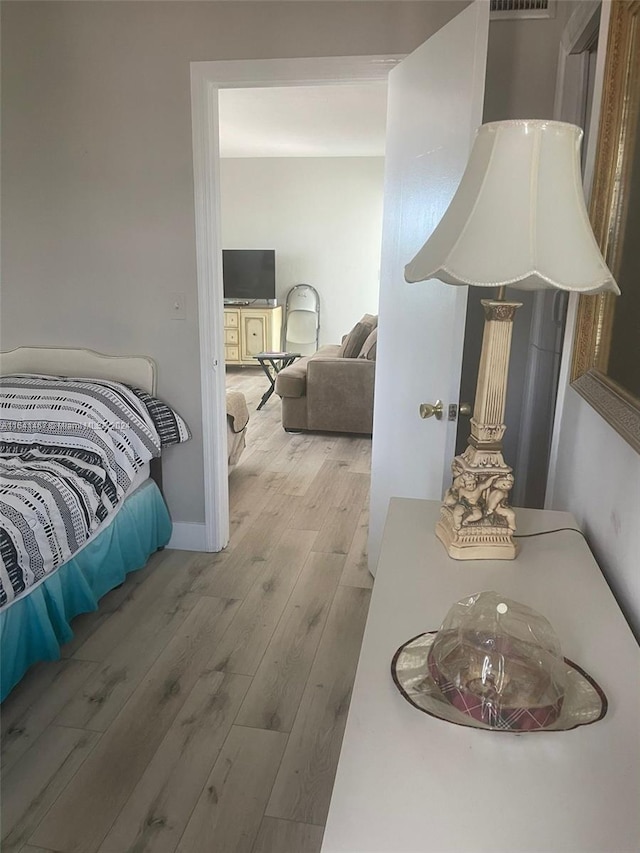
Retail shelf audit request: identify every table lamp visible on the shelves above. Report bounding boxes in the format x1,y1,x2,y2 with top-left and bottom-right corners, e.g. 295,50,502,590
405,120,619,560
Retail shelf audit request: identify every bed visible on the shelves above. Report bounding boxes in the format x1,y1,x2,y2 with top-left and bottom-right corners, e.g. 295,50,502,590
0,347,190,701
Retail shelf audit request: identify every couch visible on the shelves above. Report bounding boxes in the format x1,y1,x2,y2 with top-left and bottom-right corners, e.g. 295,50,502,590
275,315,377,434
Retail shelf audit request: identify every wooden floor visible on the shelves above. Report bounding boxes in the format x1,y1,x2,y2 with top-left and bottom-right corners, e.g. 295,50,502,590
1,368,373,853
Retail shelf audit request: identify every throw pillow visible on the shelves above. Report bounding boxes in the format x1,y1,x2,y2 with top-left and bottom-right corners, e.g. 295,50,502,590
358,327,378,361
338,320,374,358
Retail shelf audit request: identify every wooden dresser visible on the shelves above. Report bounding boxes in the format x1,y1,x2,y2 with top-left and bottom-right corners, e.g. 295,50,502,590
322,499,640,853
223,305,282,365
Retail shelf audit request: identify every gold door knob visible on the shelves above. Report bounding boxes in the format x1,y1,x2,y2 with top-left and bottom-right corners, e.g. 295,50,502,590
459,402,472,416
420,400,443,420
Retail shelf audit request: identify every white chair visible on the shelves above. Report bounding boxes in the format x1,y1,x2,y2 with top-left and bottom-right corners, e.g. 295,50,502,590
284,284,320,355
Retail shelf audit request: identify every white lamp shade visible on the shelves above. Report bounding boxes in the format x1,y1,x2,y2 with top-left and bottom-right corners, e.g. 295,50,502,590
405,120,619,294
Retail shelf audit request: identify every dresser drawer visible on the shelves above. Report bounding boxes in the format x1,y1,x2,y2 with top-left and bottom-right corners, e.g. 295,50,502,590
225,328,239,345
224,310,239,328
225,345,240,362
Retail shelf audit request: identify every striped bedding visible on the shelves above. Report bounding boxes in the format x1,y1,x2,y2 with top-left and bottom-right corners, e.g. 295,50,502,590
0,375,189,610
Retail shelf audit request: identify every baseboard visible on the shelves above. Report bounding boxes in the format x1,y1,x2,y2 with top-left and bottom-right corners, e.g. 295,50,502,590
168,522,208,551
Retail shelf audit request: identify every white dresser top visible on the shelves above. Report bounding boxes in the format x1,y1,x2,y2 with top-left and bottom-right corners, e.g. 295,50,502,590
322,499,640,853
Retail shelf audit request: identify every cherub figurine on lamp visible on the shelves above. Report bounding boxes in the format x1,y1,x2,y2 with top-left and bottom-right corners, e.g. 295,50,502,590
436,291,524,559
405,120,619,560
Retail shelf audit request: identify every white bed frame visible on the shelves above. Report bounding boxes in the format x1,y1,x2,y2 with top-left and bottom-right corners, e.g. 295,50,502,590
0,347,156,394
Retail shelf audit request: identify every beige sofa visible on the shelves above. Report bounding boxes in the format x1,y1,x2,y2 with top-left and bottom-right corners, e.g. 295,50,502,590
275,316,377,434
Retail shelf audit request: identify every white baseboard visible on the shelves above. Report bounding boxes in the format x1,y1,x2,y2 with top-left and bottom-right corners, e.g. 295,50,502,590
168,522,208,551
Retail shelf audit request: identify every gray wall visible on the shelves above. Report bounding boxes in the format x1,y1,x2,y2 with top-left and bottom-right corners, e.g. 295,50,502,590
551,387,640,639
484,5,570,121
0,0,468,523
1,0,566,524
548,2,640,640
456,5,571,498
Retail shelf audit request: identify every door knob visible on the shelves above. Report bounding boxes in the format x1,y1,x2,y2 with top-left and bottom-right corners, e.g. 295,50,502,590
459,402,472,416
420,400,443,420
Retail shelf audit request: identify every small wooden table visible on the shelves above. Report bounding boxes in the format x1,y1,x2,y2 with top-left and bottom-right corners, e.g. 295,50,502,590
322,499,640,853
253,352,301,410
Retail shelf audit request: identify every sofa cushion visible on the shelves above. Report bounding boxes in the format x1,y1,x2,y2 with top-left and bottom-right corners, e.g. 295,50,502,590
315,344,341,358
274,355,310,398
306,357,375,433
337,319,375,358
358,327,378,361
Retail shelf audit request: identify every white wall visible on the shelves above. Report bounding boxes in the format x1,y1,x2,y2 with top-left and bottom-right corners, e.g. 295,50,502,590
549,388,640,638
220,157,384,345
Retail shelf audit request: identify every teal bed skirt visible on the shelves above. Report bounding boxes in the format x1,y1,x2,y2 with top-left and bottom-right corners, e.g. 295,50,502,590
0,478,172,702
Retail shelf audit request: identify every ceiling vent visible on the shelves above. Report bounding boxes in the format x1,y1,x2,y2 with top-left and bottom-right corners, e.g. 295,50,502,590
490,0,556,20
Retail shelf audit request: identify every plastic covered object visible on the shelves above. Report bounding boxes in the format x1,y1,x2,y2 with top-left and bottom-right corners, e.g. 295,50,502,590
427,591,568,731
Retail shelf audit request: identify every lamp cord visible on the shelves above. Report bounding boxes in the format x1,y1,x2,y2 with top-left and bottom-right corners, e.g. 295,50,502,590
514,527,587,542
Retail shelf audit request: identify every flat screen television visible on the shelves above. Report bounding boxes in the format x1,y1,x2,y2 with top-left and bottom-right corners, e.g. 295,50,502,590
222,249,276,303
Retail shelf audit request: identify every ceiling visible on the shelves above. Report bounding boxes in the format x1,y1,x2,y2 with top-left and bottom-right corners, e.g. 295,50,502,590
218,82,388,158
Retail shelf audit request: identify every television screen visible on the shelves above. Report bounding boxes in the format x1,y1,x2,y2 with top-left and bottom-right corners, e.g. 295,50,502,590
222,249,276,302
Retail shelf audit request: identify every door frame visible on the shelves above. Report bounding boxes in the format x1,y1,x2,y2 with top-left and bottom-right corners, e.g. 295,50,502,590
190,56,401,551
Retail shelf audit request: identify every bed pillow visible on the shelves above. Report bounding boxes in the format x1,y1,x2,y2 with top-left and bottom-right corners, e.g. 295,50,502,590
128,387,191,447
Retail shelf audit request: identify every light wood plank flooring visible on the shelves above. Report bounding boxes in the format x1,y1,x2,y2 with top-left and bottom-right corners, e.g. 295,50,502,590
1,368,373,853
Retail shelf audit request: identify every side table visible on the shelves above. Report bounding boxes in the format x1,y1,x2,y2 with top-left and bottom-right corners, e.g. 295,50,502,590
322,499,640,853
253,351,301,410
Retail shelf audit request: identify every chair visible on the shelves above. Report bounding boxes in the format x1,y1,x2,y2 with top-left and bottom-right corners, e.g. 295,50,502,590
284,284,320,356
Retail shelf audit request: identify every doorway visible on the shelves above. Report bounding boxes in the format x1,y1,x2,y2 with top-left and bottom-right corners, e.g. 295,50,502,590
218,81,386,497
190,56,400,552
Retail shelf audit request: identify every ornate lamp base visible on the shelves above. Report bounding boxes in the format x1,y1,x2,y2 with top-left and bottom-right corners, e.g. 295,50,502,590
436,508,517,560
436,442,518,560
437,297,520,561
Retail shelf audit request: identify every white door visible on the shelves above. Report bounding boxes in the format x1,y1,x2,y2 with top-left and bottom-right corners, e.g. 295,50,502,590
369,0,489,571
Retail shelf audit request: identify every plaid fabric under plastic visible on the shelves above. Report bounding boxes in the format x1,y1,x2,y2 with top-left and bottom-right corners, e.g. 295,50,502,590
427,648,563,731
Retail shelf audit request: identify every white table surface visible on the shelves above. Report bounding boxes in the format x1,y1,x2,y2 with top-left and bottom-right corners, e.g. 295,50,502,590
322,499,640,853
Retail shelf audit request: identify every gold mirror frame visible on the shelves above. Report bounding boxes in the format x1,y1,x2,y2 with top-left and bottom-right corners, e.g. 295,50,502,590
571,0,640,454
